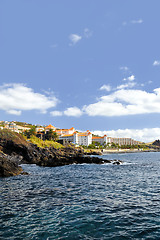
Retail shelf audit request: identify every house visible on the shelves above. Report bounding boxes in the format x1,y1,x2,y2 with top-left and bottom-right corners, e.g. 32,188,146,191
92,135,112,145
59,130,92,146
56,127,75,136
44,124,56,132
4,122,19,133
16,125,31,132
35,127,45,132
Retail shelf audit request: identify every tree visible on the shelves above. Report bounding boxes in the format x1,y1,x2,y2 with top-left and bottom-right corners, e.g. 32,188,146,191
24,126,36,138
46,130,58,141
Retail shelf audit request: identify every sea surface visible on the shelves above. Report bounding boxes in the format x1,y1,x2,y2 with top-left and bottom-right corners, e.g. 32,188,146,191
0,152,160,240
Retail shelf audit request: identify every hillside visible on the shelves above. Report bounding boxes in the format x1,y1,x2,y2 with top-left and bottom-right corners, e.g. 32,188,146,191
0,129,120,177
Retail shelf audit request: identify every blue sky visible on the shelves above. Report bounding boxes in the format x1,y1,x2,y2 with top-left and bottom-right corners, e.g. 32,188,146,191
1,0,160,141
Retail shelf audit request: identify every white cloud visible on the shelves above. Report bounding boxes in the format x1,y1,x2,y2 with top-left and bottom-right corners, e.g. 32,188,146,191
122,19,143,27
123,75,135,81
153,60,160,66
6,110,22,116
0,83,58,115
83,88,160,117
116,82,136,90
50,111,63,117
131,19,143,24
69,34,82,45
128,75,135,81
84,28,92,38
92,127,160,143
64,107,83,117
99,84,111,92
50,107,83,118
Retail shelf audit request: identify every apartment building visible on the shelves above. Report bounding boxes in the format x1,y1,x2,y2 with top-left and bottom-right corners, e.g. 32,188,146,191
56,127,75,136
92,135,138,146
92,135,111,145
110,138,139,146
59,130,92,146
1,120,140,147
75,131,92,146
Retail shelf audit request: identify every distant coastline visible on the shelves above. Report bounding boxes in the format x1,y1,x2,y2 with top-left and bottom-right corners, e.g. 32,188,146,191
102,149,160,154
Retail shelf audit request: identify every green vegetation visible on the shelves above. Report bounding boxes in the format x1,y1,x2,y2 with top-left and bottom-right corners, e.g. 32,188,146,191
23,126,36,138
0,129,63,149
0,129,18,141
82,141,106,149
0,129,28,146
21,125,62,149
81,140,150,150
83,149,102,154
29,135,63,149
46,129,58,141
14,121,34,128
105,143,149,150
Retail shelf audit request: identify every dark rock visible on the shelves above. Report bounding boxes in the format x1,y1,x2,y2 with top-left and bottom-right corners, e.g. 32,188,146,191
85,150,102,155
20,171,29,175
0,130,123,176
112,160,123,165
0,153,23,177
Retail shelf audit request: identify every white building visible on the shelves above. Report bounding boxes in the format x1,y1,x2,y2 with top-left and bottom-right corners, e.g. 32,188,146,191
92,135,138,146
75,131,92,146
92,135,111,145
36,127,45,132
44,124,56,132
4,122,20,133
59,130,92,146
56,127,75,136
16,125,31,132
110,137,138,146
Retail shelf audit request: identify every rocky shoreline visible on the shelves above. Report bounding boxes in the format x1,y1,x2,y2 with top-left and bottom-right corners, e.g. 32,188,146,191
0,130,122,177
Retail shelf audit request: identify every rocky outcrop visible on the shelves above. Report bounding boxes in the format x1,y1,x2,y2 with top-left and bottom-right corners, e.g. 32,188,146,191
0,130,122,177
0,152,23,177
84,149,102,155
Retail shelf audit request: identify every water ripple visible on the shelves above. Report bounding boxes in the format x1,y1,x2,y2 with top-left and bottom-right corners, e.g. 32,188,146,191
0,152,160,239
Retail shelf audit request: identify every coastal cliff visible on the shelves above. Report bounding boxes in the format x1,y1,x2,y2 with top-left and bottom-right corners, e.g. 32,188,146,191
0,130,121,177
0,153,23,177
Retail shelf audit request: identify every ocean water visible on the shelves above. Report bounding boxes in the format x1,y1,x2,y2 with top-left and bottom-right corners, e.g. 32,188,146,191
0,152,160,240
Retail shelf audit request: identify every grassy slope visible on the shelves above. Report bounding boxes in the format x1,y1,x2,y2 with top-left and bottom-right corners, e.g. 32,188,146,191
29,135,64,149
0,129,63,149
0,129,29,146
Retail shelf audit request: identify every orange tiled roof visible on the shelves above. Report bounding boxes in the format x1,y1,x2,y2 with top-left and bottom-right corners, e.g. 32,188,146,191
45,124,56,129
56,127,74,132
77,131,92,136
60,134,74,137
92,136,104,139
